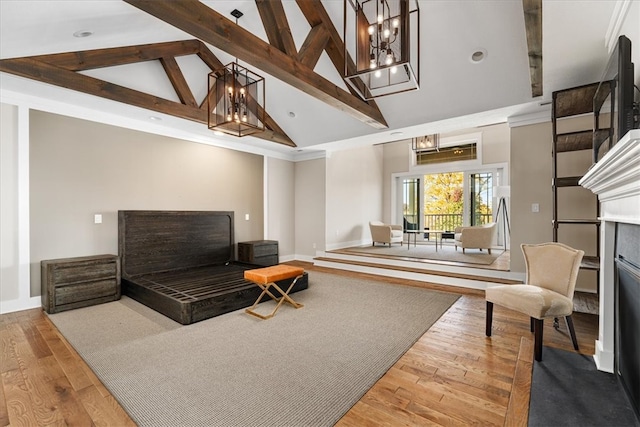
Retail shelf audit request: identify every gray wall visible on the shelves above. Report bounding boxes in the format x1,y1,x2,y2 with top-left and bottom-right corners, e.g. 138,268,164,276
265,156,295,259
294,158,326,259
29,110,265,295
510,117,597,292
325,145,384,249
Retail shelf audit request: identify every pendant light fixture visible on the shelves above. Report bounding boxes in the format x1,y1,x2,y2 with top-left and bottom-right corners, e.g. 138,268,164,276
208,9,265,137
344,0,420,100
412,134,439,152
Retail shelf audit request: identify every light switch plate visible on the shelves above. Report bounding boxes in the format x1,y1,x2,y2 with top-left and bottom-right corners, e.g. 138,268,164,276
94,214,102,224
532,203,540,213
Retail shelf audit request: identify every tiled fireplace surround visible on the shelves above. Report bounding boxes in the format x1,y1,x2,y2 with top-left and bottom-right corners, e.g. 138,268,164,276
580,129,640,373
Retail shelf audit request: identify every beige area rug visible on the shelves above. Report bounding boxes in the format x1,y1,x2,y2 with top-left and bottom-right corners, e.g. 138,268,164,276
339,242,503,265
48,271,459,427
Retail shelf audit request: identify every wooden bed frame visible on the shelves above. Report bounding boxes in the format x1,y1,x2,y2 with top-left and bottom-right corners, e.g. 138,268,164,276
118,210,308,324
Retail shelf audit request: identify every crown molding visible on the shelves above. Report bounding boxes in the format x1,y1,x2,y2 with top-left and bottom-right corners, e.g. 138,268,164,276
506,108,550,128
605,0,633,53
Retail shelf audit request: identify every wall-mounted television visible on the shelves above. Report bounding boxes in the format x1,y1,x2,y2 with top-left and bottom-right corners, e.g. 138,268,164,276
593,35,638,162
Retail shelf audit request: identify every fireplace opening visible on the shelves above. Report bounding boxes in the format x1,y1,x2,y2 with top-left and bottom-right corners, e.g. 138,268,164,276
615,222,640,421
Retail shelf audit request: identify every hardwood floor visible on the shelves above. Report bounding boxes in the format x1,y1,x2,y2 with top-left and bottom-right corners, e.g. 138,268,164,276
1,262,598,426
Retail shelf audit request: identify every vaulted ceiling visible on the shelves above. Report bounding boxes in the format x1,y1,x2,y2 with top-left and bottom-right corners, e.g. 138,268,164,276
0,1,620,158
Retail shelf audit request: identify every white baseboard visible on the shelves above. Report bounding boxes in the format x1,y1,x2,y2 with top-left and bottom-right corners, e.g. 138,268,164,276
0,296,41,315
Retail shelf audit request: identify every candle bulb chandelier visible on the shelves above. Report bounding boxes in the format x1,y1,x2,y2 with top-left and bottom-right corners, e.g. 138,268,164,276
367,4,400,73
208,9,265,137
344,0,420,100
412,134,440,152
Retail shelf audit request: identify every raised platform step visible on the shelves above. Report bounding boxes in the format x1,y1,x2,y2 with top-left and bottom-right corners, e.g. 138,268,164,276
313,252,522,291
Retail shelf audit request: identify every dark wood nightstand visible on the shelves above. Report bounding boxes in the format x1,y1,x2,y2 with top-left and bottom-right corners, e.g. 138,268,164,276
237,240,279,266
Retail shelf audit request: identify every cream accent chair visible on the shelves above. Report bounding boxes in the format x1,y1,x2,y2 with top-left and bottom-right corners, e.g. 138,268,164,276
485,242,584,361
369,221,403,247
454,222,497,254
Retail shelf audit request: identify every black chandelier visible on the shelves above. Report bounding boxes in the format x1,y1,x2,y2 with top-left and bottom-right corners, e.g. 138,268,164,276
412,134,439,152
208,10,265,137
344,0,420,100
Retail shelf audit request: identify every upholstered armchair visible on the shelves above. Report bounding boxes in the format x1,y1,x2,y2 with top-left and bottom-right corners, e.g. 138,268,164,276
454,222,497,254
485,242,584,361
369,221,403,247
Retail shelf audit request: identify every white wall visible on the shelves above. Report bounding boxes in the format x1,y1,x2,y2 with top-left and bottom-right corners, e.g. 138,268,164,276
1,104,20,302
325,145,384,250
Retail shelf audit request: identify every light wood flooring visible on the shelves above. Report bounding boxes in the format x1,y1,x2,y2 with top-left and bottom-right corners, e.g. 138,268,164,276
1,262,598,426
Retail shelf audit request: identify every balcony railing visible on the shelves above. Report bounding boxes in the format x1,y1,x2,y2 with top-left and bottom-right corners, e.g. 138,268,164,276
404,213,493,232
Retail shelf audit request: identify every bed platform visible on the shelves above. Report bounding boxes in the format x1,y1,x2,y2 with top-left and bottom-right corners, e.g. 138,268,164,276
118,210,308,324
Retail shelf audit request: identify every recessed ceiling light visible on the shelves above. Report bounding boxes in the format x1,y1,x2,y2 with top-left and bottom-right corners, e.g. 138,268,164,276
288,111,296,118
470,49,487,63
213,131,225,136
390,131,403,136
148,116,162,121
73,30,93,38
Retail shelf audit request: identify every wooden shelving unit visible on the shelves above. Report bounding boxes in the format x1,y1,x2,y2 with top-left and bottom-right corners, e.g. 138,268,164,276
551,82,612,277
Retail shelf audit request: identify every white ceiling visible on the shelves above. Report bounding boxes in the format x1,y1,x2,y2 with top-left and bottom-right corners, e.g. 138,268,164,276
0,0,621,158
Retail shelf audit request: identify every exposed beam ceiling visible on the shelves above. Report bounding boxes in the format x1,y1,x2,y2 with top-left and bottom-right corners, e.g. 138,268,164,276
123,0,388,130
0,39,295,146
0,1,619,154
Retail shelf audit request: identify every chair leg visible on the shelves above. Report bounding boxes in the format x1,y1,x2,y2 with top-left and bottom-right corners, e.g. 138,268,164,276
565,315,580,351
530,317,535,333
488,248,492,255
486,301,493,336
533,318,544,361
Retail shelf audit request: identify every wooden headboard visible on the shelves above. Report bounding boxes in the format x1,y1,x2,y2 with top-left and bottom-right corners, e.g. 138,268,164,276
118,210,234,278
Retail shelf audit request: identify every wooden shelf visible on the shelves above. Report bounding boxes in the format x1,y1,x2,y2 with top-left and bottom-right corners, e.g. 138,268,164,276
552,82,600,118
581,256,600,270
554,176,583,187
553,219,600,226
555,130,593,152
551,82,604,281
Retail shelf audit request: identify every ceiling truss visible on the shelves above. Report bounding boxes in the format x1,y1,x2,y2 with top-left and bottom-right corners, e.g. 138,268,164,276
123,0,388,130
0,39,295,146
0,1,541,144
0,0,390,147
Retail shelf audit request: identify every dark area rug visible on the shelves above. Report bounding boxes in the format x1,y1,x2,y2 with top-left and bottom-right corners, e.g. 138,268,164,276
529,346,639,427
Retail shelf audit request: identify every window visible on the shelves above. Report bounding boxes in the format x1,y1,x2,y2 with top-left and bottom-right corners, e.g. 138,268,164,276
416,143,477,165
398,169,499,232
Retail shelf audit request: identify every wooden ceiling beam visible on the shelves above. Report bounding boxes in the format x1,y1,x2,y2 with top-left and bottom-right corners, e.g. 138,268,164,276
123,0,388,129
25,39,202,72
295,0,377,108
523,0,543,97
255,0,298,58
0,57,207,122
0,40,295,147
160,56,198,107
298,24,330,69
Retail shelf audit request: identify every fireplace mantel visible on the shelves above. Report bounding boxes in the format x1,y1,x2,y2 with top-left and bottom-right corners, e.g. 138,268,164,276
581,129,640,224
579,129,640,373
